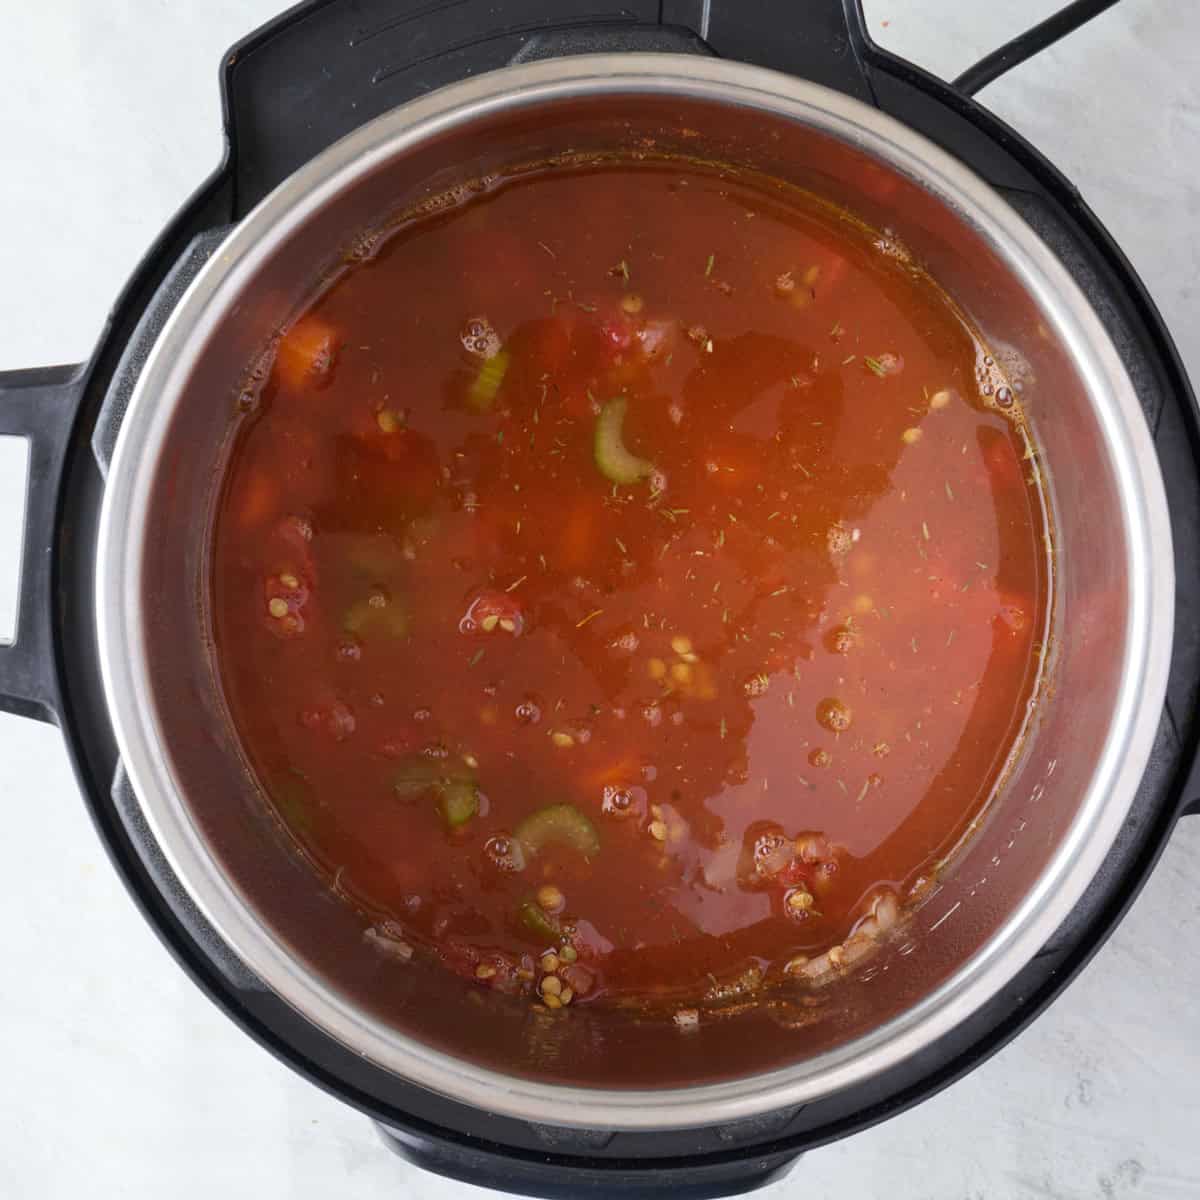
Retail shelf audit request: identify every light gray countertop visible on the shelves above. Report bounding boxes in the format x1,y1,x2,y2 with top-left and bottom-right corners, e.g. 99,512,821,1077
1,3,1197,1197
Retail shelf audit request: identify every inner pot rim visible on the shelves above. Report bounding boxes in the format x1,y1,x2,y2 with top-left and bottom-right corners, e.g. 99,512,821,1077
94,53,1174,1130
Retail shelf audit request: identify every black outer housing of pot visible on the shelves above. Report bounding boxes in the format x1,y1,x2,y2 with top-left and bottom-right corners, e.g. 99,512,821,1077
1,2,1198,1197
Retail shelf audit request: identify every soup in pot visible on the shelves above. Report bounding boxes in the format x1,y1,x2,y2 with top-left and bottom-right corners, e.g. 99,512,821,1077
211,158,1050,1019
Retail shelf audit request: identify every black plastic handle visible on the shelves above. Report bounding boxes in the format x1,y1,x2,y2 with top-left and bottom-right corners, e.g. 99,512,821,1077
1177,745,1200,819
376,1123,798,1199
663,0,874,101
0,364,87,724
221,0,879,215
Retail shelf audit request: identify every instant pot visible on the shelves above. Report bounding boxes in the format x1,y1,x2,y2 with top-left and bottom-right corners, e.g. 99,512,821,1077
1,2,1196,1196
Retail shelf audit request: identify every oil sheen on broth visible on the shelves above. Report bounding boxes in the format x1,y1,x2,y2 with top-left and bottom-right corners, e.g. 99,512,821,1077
212,160,1049,1015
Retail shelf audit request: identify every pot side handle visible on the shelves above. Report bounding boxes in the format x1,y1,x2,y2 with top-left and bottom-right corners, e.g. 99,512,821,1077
0,364,87,724
376,1121,799,1199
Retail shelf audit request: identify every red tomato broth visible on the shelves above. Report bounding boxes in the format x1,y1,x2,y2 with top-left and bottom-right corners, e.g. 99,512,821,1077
212,159,1050,1013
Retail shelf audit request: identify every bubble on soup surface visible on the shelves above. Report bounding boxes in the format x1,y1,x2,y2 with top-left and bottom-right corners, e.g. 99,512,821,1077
485,835,526,873
602,784,647,820
460,315,501,359
816,697,852,733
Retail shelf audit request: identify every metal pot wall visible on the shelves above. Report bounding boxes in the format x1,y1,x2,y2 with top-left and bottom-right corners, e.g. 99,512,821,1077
92,54,1172,1130
3,3,1198,1194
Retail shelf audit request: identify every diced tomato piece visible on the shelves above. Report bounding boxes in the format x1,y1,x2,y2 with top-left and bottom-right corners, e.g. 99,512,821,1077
236,472,278,531
636,317,677,360
379,725,425,760
274,316,338,390
592,307,679,370
775,860,812,889
333,429,441,528
868,351,904,377
263,571,310,638
810,859,839,895
264,571,309,606
777,253,849,307
809,252,849,304
558,505,593,570
598,314,636,357
524,314,575,377
996,603,1028,635
267,514,316,582
737,822,839,896
460,589,525,636
992,591,1034,646
560,961,596,997
978,430,1025,495
437,941,529,996
374,426,440,476
298,699,356,741
341,402,440,479
701,435,766,492
275,513,314,553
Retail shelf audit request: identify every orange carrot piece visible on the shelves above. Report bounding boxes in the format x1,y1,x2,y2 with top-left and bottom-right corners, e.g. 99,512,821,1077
236,472,277,530
274,316,337,390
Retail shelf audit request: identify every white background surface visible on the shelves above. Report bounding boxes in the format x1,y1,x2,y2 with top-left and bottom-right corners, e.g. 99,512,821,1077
1,2,1198,1197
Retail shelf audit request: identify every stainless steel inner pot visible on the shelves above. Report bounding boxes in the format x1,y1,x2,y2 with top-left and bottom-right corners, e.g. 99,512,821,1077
95,55,1173,1129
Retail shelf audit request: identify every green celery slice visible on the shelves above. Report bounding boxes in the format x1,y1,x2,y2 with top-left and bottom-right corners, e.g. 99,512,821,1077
515,803,600,858
440,780,480,828
392,757,478,830
468,348,510,412
594,396,653,485
518,897,562,942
